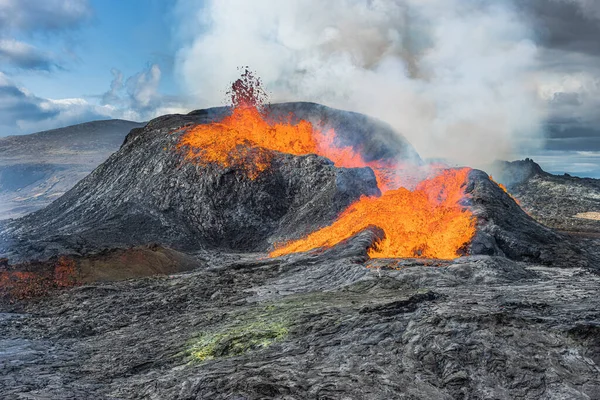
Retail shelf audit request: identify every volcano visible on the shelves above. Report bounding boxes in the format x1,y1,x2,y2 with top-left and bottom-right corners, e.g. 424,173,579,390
1,76,599,399
0,100,581,268
0,101,415,262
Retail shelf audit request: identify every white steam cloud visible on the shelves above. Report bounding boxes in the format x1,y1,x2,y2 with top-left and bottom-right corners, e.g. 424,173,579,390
175,0,545,167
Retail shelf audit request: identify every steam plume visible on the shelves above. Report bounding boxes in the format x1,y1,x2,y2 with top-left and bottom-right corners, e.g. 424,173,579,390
175,0,545,168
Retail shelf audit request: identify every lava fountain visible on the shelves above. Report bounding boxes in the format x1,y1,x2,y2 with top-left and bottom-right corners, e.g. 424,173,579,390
178,69,476,260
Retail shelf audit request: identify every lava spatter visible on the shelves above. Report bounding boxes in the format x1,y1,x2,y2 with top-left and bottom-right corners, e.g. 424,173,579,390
177,69,402,188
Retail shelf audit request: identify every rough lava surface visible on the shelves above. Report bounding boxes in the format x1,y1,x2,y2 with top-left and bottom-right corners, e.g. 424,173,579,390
0,105,599,399
495,158,600,235
1,240,600,399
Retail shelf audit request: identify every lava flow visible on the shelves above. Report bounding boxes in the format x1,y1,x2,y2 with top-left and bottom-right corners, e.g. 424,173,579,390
178,68,399,188
490,175,520,205
178,105,318,179
178,69,476,260
270,168,475,259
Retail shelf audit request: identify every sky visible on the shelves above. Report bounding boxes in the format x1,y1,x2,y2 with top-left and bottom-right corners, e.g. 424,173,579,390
1,0,600,178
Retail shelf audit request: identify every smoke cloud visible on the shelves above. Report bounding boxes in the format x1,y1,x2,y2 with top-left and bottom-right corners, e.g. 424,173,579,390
175,0,545,168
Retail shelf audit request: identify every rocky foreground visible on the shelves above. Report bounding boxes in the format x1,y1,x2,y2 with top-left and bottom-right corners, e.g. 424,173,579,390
1,241,600,399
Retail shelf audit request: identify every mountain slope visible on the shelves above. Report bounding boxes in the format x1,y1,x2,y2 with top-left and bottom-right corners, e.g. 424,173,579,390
0,103,420,262
494,159,600,234
0,119,144,220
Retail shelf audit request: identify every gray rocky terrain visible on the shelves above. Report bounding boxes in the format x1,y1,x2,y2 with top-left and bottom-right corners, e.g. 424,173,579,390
0,119,144,220
0,105,599,399
1,240,599,399
494,159,600,234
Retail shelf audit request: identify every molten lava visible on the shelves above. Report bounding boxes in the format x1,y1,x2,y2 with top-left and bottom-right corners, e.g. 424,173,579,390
178,106,318,179
177,69,402,188
178,68,476,260
178,104,404,188
270,168,476,260
489,175,520,205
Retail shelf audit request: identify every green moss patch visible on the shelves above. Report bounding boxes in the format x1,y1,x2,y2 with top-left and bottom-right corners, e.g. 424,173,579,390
188,320,288,362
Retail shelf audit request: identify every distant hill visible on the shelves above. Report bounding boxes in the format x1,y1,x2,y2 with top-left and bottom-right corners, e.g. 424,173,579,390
493,158,600,234
0,119,144,220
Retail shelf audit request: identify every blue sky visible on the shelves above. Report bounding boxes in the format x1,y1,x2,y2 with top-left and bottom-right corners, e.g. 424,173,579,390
0,0,189,134
1,0,600,179
23,0,178,98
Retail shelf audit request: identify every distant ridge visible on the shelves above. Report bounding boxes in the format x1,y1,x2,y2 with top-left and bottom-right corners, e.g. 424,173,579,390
0,119,145,220
494,158,600,234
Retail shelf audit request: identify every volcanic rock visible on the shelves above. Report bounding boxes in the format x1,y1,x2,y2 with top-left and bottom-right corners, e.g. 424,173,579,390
494,158,600,234
1,241,599,399
0,102,424,263
75,244,202,283
466,169,587,268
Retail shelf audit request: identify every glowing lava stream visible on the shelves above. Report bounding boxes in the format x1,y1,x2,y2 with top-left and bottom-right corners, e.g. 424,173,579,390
177,97,475,259
178,105,399,189
270,168,475,260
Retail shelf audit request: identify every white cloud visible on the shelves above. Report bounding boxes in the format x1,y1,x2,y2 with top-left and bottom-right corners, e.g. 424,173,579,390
0,0,91,73
0,0,92,33
102,64,190,121
126,64,162,111
538,67,600,125
560,0,600,19
0,39,57,70
101,68,124,105
0,65,190,136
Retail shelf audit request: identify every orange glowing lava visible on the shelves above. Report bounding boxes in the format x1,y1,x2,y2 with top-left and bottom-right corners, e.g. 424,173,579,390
270,168,476,260
178,106,318,179
489,175,520,205
489,175,509,194
178,69,477,260
177,69,403,188
177,104,404,188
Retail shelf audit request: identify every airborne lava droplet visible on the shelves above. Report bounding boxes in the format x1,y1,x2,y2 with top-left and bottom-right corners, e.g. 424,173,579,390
226,67,269,111
177,69,476,259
